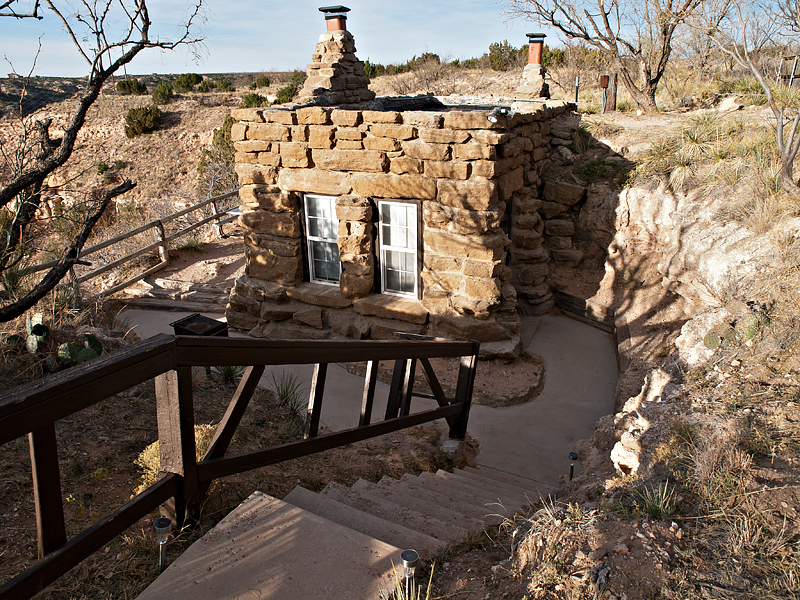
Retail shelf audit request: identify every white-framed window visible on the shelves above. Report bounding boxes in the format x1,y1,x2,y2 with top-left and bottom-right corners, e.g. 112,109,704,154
378,200,418,297
304,194,341,284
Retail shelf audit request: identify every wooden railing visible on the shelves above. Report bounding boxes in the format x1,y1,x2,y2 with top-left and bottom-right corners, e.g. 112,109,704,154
22,189,240,298
0,333,479,599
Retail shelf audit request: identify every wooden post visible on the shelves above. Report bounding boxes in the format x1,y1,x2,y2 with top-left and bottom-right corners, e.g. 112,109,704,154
399,359,416,417
449,342,480,440
385,359,406,419
155,367,199,526
607,73,617,112
155,220,169,264
29,425,67,558
305,363,327,439
359,361,379,426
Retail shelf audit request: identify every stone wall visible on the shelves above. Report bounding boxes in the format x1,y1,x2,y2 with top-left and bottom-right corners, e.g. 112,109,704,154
226,101,573,359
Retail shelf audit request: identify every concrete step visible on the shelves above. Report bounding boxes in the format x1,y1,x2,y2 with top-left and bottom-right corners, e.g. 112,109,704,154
437,469,534,509
136,491,402,599
321,481,467,545
391,475,504,525
119,297,227,313
375,476,494,524
464,465,557,500
422,471,527,518
449,468,539,499
351,478,487,533
284,485,441,558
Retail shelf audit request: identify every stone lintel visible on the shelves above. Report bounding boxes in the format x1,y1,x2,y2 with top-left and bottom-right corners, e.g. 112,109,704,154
353,294,429,325
286,282,353,308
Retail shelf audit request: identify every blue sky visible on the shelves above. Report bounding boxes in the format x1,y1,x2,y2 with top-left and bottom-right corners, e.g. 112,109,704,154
0,1,554,77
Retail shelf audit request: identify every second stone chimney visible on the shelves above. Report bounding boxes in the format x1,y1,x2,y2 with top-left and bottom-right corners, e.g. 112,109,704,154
296,5,376,105
516,33,550,99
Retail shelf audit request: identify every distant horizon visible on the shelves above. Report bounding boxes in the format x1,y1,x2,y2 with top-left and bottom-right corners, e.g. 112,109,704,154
0,1,555,78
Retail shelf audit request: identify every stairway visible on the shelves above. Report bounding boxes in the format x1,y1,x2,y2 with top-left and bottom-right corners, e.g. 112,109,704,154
136,466,555,600
121,277,231,313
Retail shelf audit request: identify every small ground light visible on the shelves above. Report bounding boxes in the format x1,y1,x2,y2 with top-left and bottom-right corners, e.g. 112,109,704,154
401,549,419,596
153,517,172,572
569,452,578,481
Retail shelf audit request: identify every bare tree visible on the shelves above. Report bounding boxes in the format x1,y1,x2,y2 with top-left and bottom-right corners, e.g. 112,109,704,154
0,0,203,321
504,0,704,111
699,0,800,195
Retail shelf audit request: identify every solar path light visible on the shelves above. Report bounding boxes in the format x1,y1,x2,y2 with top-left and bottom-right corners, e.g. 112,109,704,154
153,517,172,572
401,549,419,597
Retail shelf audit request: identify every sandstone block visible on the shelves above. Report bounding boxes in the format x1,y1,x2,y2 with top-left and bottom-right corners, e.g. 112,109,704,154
293,307,324,329
500,136,533,158
429,314,510,342
256,152,281,167
245,234,301,258
533,147,548,161
351,173,436,200
296,107,332,125
464,277,502,300
517,262,549,286
331,109,362,126
453,143,496,161
512,246,549,264
539,200,569,219
340,252,373,276
340,272,372,298
479,336,523,361
235,164,278,185
239,210,301,238
278,168,352,195
463,259,503,279
367,317,425,340
226,309,260,332
418,128,470,144
335,195,373,221
353,294,428,324
513,197,542,215
421,270,463,293
337,235,372,254
551,248,584,267
437,179,498,211
308,126,335,149
511,230,543,250
335,140,364,150
326,309,370,339
543,181,587,205
402,140,450,161
390,157,423,175
261,110,296,125
362,110,401,123
291,125,309,142
247,123,291,142
230,108,265,123
402,112,444,128
231,123,247,141
498,166,524,201
228,292,261,316
260,301,301,322
424,255,461,273
471,131,515,145
423,203,502,235
369,124,416,140
338,220,370,237
443,112,502,130
363,136,401,152
234,140,271,153
245,247,303,283
286,282,352,308
545,219,575,236
424,229,506,261
312,149,387,173
235,151,260,164
335,127,364,140
280,142,311,168
512,212,542,231
262,322,331,340
516,282,551,301
424,160,469,180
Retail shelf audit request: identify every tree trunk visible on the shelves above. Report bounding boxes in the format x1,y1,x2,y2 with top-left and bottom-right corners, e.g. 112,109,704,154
781,161,800,197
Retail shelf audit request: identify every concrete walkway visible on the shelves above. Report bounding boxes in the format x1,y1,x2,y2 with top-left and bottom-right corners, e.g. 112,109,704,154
120,309,617,486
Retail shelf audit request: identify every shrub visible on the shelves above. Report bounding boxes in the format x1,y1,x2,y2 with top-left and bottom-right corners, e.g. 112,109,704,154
152,82,173,105
173,72,203,92
251,74,270,88
273,70,306,104
364,60,385,78
239,92,268,108
543,47,567,68
197,114,237,199
215,78,234,92
197,80,215,93
124,105,162,138
488,40,526,71
116,78,147,95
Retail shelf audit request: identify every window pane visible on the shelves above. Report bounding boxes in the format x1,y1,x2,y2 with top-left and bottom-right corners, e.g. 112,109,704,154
379,202,417,296
310,240,340,283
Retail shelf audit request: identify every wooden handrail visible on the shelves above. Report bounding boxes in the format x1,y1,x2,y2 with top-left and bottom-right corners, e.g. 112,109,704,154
0,333,479,599
19,189,241,297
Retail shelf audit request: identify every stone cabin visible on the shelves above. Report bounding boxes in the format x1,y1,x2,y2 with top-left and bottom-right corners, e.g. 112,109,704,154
224,7,586,360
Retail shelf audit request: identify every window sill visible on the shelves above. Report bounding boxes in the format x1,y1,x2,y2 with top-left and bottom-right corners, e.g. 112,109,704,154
286,282,353,308
353,294,429,325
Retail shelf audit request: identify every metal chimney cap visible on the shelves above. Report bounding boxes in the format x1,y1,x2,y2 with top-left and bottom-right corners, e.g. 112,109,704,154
526,33,547,40
319,5,351,13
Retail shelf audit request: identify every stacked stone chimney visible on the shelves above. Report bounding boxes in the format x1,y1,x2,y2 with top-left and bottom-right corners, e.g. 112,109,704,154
516,33,550,99
296,6,376,106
